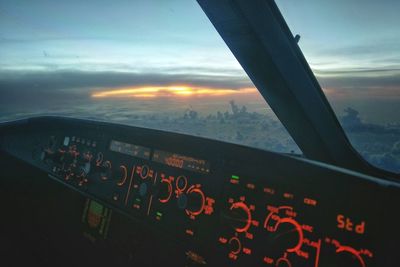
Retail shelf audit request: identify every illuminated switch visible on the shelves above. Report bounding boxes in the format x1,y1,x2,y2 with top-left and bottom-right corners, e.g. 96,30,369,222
246,183,255,190
243,247,252,255
263,257,274,264
155,212,163,221
218,237,228,244
283,192,294,199
263,187,275,195
304,198,317,206
230,179,239,185
228,253,238,260
245,232,254,240
185,229,195,236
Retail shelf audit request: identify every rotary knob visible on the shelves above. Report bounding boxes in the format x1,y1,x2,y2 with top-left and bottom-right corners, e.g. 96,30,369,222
224,202,252,233
116,165,128,186
157,177,173,203
263,206,304,253
99,160,112,180
184,186,206,217
140,165,150,179
228,237,242,256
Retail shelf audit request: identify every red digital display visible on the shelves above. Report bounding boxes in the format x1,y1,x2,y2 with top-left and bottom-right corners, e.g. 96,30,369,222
152,150,210,174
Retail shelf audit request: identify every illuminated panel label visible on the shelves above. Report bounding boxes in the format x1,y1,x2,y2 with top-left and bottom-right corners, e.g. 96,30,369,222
152,150,210,174
109,140,150,159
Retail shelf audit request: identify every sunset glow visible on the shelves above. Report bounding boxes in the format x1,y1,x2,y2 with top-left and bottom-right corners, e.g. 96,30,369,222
91,86,258,99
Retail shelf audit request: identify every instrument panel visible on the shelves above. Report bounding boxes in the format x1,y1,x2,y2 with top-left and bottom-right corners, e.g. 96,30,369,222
40,133,220,248
0,117,398,267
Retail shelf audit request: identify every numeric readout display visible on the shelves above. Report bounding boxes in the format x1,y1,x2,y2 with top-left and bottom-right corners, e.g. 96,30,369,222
152,150,210,174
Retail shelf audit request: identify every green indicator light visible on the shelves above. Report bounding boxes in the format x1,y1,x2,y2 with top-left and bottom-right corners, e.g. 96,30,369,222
156,212,163,217
231,175,240,180
135,198,141,202
89,200,104,215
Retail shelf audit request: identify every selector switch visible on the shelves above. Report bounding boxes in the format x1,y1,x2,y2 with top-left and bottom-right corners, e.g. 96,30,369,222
157,177,173,203
116,165,128,186
140,165,149,179
185,186,206,217
100,160,112,180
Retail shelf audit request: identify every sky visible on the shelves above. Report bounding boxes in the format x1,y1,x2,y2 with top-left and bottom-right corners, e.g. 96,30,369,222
0,0,399,124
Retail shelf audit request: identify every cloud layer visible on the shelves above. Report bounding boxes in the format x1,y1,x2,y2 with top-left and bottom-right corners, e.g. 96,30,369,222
0,69,253,92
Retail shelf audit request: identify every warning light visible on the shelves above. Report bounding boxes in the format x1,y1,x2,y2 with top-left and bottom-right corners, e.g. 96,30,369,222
231,175,240,180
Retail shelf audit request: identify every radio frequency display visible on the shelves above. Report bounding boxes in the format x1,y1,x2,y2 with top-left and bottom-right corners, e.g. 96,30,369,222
152,150,210,174
109,140,150,159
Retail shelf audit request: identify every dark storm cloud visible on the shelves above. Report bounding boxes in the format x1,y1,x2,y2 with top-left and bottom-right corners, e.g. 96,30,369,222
315,68,400,76
1,68,400,100
316,69,400,90
0,70,253,92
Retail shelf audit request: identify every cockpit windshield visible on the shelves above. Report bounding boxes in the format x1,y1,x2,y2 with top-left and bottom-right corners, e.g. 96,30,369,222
0,0,300,154
276,0,400,173
3,0,399,173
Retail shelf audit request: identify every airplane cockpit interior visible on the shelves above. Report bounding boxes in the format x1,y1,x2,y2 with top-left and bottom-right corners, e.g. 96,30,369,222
1,1,399,266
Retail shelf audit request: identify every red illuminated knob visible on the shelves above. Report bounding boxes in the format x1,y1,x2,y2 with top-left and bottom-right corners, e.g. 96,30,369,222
176,175,188,192
140,165,149,179
185,186,206,217
158,178,173,203
226,202,252,233
263,206,304,253
116,165,128,186
228,237,242,255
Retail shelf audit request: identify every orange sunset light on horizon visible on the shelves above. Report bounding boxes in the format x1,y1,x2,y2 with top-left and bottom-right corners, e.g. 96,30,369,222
91,85,258,99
